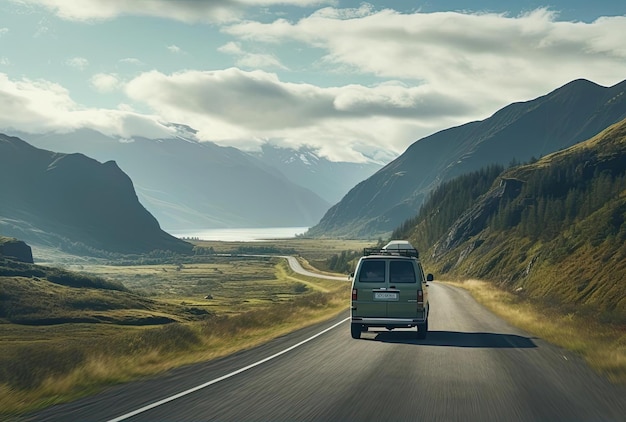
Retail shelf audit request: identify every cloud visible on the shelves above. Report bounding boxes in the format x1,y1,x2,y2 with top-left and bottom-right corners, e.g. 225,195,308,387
66,57,89,71
123,68,472,160
224,7,626,106
120,57,144,66
0,28,8,36
13,0,335,23
90,73,121,93
218,41,243,55
218,41,288,70
0,73,173,138
167,44,183,54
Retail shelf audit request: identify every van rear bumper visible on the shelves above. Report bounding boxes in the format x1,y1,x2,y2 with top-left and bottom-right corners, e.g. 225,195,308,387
352,317,426,327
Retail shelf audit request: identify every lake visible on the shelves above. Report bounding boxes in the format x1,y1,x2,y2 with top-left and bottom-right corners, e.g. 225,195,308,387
167,227,309,242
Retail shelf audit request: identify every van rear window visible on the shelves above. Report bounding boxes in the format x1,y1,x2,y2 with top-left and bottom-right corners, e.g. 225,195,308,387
358,260,385,283
389,261,416,283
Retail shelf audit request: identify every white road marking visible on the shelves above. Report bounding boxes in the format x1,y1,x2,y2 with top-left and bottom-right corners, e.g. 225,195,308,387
106,317,350,422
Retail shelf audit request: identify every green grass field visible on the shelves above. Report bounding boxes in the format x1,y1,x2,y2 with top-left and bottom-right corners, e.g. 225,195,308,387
0,239,368,416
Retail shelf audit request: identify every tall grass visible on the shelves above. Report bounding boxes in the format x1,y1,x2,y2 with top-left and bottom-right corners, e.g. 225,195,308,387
0,279,348,416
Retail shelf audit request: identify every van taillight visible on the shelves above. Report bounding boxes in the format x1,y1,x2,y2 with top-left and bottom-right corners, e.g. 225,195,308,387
417,289,423,306
352,289,358,300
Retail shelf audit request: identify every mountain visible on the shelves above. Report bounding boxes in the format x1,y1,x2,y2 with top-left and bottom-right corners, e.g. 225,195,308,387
17,130,331,231
0,134,192,255
307,79,626,238
251,144,384,204
397,117,626,324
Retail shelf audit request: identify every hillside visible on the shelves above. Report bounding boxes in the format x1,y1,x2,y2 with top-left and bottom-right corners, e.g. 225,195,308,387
308,78,626,238
17,129,332,230
396,117,626,324
0,135,192,256
0,255,211,325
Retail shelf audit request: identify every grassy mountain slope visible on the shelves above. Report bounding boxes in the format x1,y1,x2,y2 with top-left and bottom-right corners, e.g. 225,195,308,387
397,118,626,324
309,79,626,239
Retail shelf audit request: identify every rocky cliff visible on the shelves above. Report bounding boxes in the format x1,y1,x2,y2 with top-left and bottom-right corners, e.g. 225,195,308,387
0,237,33,263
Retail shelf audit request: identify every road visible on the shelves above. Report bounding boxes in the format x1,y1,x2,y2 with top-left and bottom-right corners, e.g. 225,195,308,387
280,255,348,280
28,280,626,421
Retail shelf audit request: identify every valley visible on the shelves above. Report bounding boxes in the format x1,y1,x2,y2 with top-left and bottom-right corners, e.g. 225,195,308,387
0,239,366,415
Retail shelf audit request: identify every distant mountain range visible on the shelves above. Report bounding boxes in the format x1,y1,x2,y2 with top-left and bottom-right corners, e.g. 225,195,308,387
307,78,626,238
15,130,382,231
250,144,383,205
4,77,624,253
0,134,192,255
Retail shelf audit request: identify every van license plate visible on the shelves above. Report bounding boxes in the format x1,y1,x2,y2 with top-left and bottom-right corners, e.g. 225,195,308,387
374,292,398,301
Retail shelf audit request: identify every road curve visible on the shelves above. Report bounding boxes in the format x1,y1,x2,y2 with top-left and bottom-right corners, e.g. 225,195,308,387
280,255,348,280
28,282,626,422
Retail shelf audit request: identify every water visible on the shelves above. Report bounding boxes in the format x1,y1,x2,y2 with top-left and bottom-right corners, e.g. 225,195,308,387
167,227,309,242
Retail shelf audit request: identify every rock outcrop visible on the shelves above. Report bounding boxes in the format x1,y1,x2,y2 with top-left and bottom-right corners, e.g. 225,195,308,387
431,178,523,261
0,237,34,263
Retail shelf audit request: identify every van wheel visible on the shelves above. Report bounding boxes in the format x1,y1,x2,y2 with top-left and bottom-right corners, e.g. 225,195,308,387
417,319,428,340
351,323,362,339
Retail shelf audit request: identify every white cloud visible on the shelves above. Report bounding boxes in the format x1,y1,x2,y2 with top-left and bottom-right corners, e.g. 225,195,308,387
12,0,335,23
0,28,8,36
90,73,120,93
224,7,626,108
236,53,287,70
120,57,144,66
66,57,89,70
167,44,182,54
218,41,288,70
33,21,50,38
0,73,173,138
123,68,472,160
218,41,243,55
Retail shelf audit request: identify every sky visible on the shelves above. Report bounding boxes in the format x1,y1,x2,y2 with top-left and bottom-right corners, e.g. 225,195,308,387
0,1,625,163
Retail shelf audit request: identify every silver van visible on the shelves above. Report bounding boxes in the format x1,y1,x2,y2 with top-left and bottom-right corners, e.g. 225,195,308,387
350,241,432,339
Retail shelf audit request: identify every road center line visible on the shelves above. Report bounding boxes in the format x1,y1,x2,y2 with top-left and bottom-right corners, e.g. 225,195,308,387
106,317,350,422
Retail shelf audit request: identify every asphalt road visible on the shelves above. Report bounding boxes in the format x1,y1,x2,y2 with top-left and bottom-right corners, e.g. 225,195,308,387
280,255,348,280
28,281,626,422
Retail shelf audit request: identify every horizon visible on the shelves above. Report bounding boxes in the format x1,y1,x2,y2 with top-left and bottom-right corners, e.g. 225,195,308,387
168,226,309,242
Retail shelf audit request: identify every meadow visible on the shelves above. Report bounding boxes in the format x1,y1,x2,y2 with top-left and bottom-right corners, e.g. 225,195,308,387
2,237,623,416
0,238,371,416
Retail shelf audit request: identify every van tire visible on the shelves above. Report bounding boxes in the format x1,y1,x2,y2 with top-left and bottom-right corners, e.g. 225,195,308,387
417,320,428,340
351,323,362,339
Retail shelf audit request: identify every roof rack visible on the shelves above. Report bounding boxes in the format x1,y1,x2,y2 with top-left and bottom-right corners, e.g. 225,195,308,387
363,247,419,258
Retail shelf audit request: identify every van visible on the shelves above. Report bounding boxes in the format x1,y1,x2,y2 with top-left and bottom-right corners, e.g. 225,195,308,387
350,241,433,339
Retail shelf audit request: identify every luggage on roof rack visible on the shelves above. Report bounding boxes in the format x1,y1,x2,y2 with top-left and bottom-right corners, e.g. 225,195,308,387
363,240,419,257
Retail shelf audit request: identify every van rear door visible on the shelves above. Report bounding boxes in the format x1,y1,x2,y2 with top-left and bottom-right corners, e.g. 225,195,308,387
386,260,419,319
353,259,387,318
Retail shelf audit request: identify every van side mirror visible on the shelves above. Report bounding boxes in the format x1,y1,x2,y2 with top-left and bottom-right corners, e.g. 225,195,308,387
349,272,355,280
426,273,434,282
